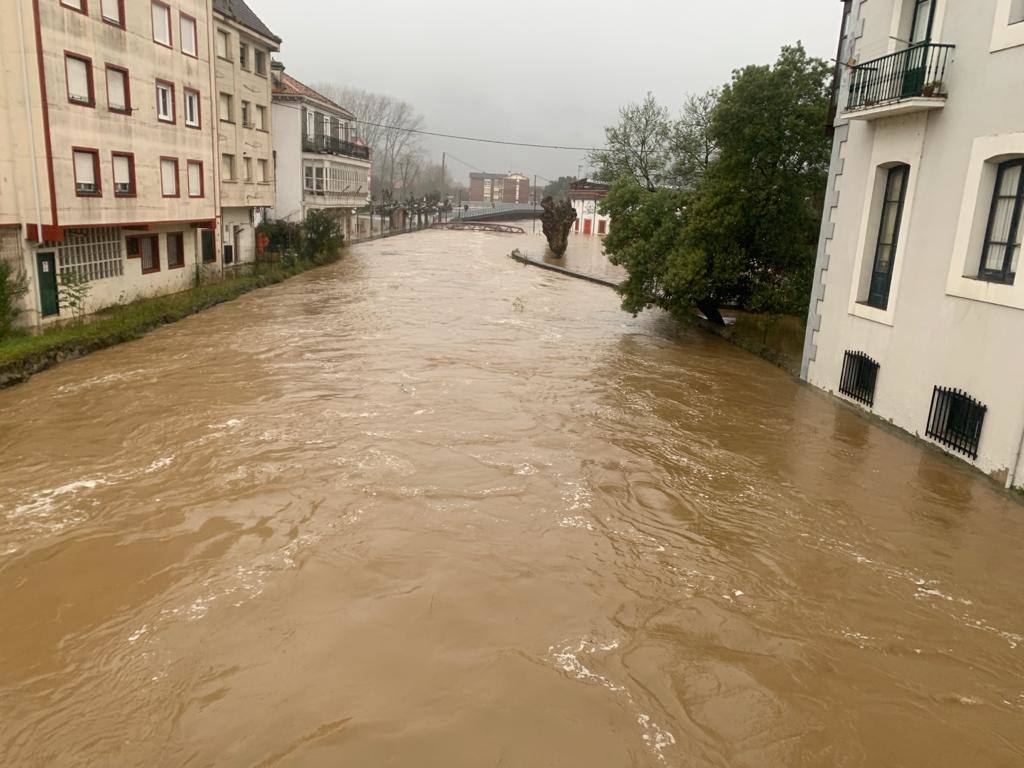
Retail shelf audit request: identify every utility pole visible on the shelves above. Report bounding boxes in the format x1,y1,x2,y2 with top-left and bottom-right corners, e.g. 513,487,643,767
532,173,537,234
441,152,446,204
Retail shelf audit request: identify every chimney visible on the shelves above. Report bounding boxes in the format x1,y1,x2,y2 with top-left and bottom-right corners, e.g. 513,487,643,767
270,59,285,88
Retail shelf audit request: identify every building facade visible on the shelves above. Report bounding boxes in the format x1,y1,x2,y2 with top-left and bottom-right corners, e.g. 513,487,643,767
803,0,1024,487
568,179,611,235
270,65,371,243
1,0,224,326
211,0,279,265
468,172,530,204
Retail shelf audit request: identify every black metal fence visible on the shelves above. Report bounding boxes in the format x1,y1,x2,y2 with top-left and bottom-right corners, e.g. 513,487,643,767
303,135,371,160
926,386,986,460
838,351,880,407
847,43,954,111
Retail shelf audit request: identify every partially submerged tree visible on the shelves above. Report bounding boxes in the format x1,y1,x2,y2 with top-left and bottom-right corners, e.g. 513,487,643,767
540,197,577,257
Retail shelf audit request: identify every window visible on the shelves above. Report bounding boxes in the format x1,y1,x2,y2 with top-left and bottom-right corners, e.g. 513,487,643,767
167,233,185,268
322,114,330,137
239,42,249,69
216,29,230,59
909,0,935,43
60,0,85,13
255,104,267,130
151,2,172,47
254,49,266,75
112,152,135,196
305,109,314,138
106,65,130,113
257,158,268,182
72,148,100,196
65,54,94,106
979,159,1024,283
187,160,204,197
101,0,123,27
839,351,879,407
184,88,200,128
314,166,324,192
222,153,235,180
156,80,175,123
180,14,197,57
926,387,987,460
866,164,909,309
127,235,160,274
241,100,251,127
1012,0,1024,24
160,157,179,197
244,157,252,181
219,92,233,122
304,164,314,190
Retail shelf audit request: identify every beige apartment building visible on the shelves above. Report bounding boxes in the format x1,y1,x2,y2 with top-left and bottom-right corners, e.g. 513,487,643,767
211,0,279,265
270,65,371,242
1,0,223,325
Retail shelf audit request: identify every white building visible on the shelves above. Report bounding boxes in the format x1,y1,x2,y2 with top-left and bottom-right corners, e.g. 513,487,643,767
803,0,1024,488
212,0,280,265
568,179,611,236
270,65,371,243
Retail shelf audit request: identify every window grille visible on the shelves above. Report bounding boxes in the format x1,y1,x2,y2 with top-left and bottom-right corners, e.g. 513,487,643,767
839,351,879,407
51,228,124,283
926,387,986,460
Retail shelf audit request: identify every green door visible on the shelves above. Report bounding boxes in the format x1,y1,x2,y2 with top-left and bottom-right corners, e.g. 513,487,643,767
201,229,215,263
36,252,59,317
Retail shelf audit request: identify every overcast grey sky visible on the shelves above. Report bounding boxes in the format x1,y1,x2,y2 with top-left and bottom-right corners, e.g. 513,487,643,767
258,0,840,184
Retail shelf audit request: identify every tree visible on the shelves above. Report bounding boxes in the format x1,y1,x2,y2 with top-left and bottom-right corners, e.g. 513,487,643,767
0,261,28,338
302,209,344,263
588,93,673,191
541,176,574,200
670,90,719,190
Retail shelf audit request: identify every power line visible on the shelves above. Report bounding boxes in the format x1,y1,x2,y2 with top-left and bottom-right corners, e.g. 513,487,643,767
443,152,485,173
352,119,604,152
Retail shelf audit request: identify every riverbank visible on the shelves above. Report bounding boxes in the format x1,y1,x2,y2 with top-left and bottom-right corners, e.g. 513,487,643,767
0,256,336,389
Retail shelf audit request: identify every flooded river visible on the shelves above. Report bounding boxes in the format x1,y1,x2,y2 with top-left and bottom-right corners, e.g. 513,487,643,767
2,230,1023,767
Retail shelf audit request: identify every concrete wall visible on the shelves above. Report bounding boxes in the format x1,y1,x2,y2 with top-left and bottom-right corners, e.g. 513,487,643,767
270,99,303,222
805,0,1024,486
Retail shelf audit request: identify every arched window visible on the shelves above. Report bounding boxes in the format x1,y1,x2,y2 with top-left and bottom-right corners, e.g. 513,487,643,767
979,158,1024,284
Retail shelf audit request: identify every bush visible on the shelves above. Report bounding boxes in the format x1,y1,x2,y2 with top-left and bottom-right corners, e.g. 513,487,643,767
0,261,29,339
302,209,344,263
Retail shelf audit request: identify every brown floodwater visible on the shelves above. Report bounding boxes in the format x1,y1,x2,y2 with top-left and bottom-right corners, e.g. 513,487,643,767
1,230,1023,767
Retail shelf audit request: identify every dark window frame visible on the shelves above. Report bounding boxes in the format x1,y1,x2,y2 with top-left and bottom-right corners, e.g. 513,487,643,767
909,0,936,43
111,151,136,197
865,164,910,310
64,51,96,108
926,387,987,460
186,159,205,198
60,0,87,16
71,146,101,197
151,0,173,49
127,234,161,274
105,63,131,114
100,0,125,28
159,156,180,198
167,232,186,269
838,351,880,407
179,12,199,58
978,158,1024,285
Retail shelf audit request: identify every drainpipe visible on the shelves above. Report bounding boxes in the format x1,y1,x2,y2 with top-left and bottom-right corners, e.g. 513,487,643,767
16,0,44,246
1006,406,1024,490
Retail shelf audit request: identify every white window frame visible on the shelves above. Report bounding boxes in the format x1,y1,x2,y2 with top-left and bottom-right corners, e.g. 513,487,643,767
993,0,1024,49
112,153,133,196
184,89,200,128
73,149,99,195
156,81,174,122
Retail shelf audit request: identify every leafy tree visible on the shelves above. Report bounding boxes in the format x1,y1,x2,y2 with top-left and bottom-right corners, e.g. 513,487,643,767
0,261,29,338
302,209,345,263
588,93,673,191
670,90,719,190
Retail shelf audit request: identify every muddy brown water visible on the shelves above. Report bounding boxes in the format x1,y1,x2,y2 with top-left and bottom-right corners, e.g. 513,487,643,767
1,231,1023,767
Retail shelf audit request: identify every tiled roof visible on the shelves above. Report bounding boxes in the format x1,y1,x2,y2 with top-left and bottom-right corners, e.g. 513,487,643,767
212,0,280,44
272,73,356,120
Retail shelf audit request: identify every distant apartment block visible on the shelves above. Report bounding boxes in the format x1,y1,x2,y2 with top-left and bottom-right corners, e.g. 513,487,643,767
804,0,1024,487
212,0,280,265
270,65,371,243
1,0,223,325
468,172,530,204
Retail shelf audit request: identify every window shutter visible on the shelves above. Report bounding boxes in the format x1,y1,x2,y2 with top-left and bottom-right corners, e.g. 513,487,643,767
113,155,130,184
161,159,176,194
107,68,126,109
67,57,90,101
181,16,196,55
73,151,95,184
152,3,170,44
101,0,120,23
188,163,201,195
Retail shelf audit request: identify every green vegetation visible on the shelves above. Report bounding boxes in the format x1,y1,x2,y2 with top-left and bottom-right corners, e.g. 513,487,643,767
541,176,575,200
594,44,832,326
0,261,29,338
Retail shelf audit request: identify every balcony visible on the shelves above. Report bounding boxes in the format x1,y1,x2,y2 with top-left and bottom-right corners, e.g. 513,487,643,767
845,43,954,121
302,134,371,161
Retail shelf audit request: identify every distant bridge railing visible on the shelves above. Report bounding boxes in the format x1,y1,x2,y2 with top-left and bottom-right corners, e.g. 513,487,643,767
452,202,539,221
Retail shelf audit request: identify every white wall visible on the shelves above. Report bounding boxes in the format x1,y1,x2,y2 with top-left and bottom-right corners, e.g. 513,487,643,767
270,100,302,222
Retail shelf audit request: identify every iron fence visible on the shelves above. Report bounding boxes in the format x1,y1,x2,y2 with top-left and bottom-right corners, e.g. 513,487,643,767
838,351,879,407
847,43,954,111
926,386,986,460
303,135,371,160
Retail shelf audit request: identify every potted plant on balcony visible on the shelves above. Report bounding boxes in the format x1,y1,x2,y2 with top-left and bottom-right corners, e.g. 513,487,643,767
922,80,944,97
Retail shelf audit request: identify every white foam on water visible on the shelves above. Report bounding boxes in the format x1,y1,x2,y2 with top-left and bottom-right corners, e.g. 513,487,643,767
559,516,595,532
638,714,677,761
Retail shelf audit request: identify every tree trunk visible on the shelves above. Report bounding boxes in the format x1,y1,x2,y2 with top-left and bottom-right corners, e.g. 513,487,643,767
696,298,725,326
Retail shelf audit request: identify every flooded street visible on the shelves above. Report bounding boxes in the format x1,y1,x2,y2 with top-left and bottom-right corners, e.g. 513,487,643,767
2,230,1024,767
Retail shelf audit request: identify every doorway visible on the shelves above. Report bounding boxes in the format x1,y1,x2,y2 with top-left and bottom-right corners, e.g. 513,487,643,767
36,251,59,317
583,219,592,235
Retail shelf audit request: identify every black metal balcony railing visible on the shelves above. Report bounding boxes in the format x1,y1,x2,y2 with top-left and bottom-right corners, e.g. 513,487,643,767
847,42,954,111
303,134,371,161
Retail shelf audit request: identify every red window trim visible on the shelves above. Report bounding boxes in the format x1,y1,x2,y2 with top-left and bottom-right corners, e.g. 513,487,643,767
183,87,202,129
155,78,176,124
179,12,199,58
151,1,173,49
71,146,101,198
101,0,125,29
111,151,136,198
186,160,205,198
167,232,186,269
126,234,161,273
64,51,95,108
160,156,180,198
60,0,88,16
105,64,131,115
